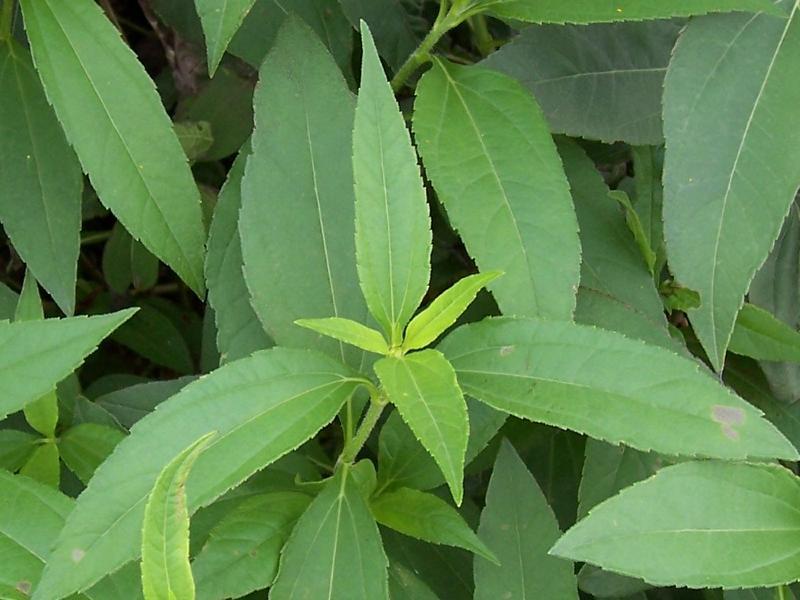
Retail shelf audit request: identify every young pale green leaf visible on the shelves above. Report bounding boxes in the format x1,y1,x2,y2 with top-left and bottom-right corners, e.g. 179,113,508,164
15,273,59,438
205,146,272,364
20,441,60,489
191,492,311,600
371,487,497,563
439,317,798,461
0,310,136,422
34,348,359,600
403,271,502,352
19,0,207,295
475,440,578,599
141,433,214,600
0,471,73,597
375,349,468,504
58,423,125,484
0,430,38,472
354,22,431,345
484,0,782,24
552,461,800,589
730,303,800,362
195,0,257,75
630,146,667,272
609,190,657,275
482,21,680,145
240,18,368,369
751,204,800,401
414,59,580,321
271,464,389,599
0,40,81,315
295,318,389,355
663,0,800,370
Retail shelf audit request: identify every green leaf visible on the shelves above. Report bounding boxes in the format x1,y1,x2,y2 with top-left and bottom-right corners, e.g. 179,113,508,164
0,39,82,315
58,423,125,484
191,492,310,600
195,0,257,75
0,430,38,471
731,303,800,362
338,0,418,70
19,441,60,488
0,471,73,597
375,349,468,504
240,18,368,368
414,59,579,320
403,271,501,352
354,22,431,345
295,318,389,355
485,0,782,24
555,138,674,350
102,222,160,294
726,588,798,600
19,0,207,295
662,0,800,370
552,461,800,589
271,464,389,599
34,348,359,599
371,487,496,563
475,439,578,599
750,203,800,401
482,21,680,145
440,317,798,460
95,377,195,430
205,146,272,364
173,120,214,163
629,146,666,272
142,433,214,600
609,190,657,275
14,270,43,322
0,310,136,422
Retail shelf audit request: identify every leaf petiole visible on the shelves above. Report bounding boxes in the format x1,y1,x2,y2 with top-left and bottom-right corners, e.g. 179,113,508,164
339,389,388,464
0,0,14,40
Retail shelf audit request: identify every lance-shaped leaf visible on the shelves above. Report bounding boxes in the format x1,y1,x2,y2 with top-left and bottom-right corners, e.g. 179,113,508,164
295,318,389,355
371,487,497,562
0,309,136,422
482,21,680,145
354,22,431,345
552,461,800,589
0,471,73,598
142,433,214,600
270,464,389,599
0,39,82,315
195,0,257,75
192,492,311,600
19,0,207,295
663,1,800,370
730,303,800,362
439,317,798,460
240,18,367,368
403,271,501,352
375,349,468,504
205,146,272,364
33,348,360,600
414,59,580,320
484,0,782,24
475,440,578,599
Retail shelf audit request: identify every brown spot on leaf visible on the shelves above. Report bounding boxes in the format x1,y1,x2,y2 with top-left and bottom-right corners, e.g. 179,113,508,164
712,405,745,440
16,581,31,596
499,345,515,357
71,548,86,563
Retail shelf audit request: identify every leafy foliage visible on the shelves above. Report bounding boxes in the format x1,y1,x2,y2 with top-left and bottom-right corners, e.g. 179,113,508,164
1,0,799,598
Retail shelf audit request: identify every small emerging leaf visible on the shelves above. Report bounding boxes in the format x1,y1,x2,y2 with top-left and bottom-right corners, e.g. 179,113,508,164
141,432,215,600
375,349,468,504
371,487,497,563
609,190,657,275
403,271,501,352
295,317,389,354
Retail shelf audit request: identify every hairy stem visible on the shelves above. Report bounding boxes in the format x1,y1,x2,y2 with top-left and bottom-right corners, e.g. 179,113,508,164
0,0,15,41
339,390,387,464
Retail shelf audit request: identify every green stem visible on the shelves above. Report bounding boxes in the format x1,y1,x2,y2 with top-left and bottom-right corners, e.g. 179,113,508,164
390,0,471,92
0,0,14,41
777,585,788,600
468,14,495,56
339,392,387,464
80,230,113,246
